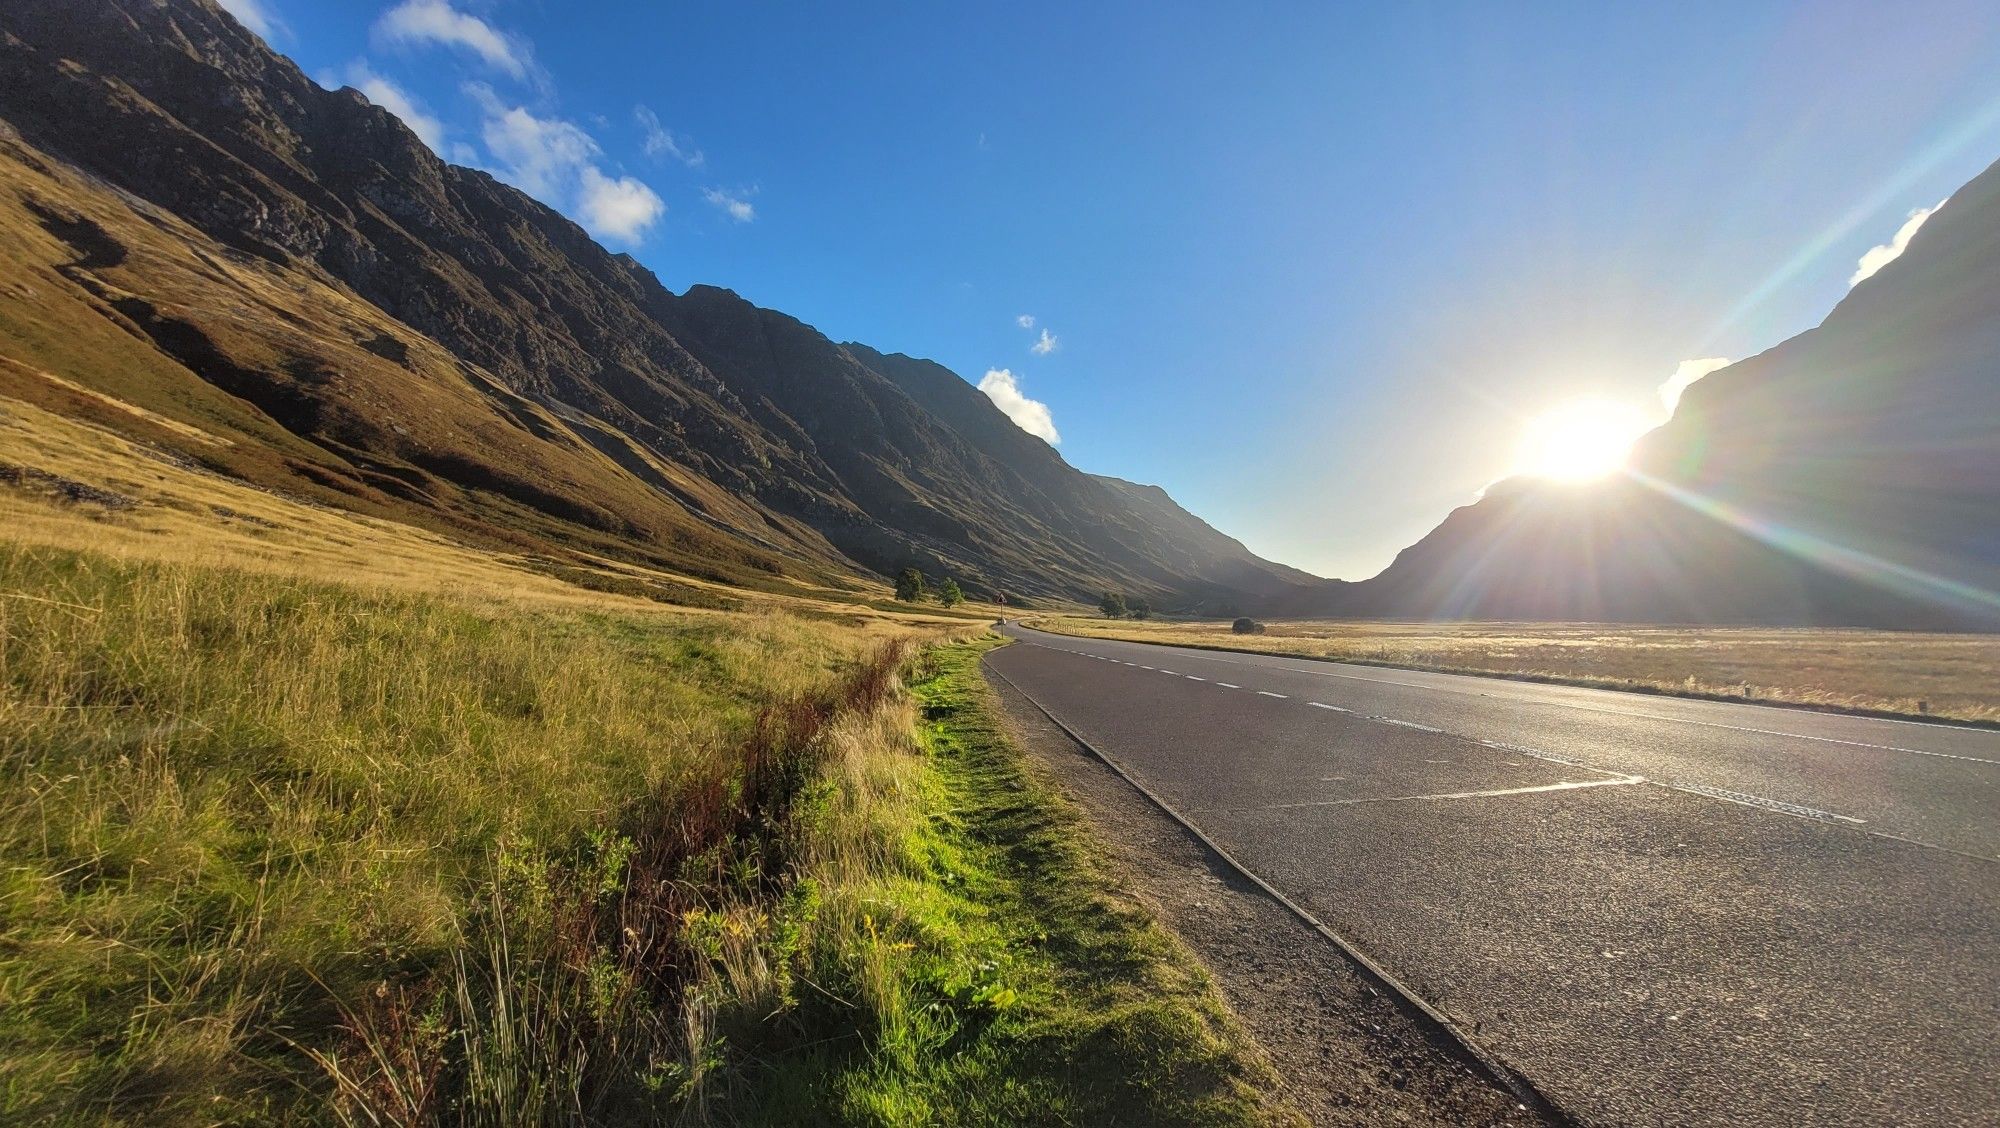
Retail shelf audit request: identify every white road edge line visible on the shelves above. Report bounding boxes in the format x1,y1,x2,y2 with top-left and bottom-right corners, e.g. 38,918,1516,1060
979,657,1565,1113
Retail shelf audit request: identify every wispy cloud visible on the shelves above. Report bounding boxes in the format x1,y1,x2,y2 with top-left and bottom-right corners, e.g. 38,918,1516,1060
1657,357,1732,413
374,0,532,81
978,369,1060,444
1030,327,1059,356
1850,199,1946,287
339,62,444,151
468,83,595,197
1015,314,1035,329
634,105,705,168
465,84,663,242
216,0,279,38
701,187,755,223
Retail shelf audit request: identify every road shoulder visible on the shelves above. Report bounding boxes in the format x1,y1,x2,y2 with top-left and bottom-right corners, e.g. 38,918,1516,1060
983,650,1545,1126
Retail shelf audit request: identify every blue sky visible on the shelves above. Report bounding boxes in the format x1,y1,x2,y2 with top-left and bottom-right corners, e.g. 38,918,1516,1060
224,0,2000,579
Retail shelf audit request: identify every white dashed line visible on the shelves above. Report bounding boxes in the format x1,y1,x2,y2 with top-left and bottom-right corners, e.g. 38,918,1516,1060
1185,675,1205,681
1216,683,1241,689
1037,635,1998,766
1374,717,1444,733
1669,783,1865,825
1220,775,1643,812
1308,702,1348,712
1257,691,1289,699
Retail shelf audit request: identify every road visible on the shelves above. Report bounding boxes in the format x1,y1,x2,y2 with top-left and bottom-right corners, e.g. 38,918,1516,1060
986,623,2000,1126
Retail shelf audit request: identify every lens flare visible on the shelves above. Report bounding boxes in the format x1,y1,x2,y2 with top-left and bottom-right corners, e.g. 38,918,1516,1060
1514,399,1654,482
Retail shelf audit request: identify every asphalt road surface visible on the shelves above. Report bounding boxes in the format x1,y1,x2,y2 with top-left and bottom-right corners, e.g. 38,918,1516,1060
986,623,2000,1127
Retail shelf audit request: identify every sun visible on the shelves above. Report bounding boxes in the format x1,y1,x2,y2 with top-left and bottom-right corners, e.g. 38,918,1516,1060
1514,399,1653,482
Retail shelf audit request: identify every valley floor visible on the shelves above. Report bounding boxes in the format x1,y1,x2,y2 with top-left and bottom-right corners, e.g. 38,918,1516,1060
1033,615,2000,725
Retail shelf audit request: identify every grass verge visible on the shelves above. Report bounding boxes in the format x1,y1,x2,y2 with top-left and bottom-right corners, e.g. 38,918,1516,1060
1,546,1280,1124
1032,616,2000,726
707,638,1285,1125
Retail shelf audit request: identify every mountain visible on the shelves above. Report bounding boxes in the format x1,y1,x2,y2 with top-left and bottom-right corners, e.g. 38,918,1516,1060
1313,153,2000,629
0,0,1317,608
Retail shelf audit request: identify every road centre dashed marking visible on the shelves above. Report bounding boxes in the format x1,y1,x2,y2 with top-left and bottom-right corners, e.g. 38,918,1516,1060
1019,632,1953,847
1042,636,1999,766
1209,775,1644,813
1669,783,1865,825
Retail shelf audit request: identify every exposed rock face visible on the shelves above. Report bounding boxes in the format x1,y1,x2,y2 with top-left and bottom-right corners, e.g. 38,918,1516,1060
0,0,1318,606
1314,154,2000,628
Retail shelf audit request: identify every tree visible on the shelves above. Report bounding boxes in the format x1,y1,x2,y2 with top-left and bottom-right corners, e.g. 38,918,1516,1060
1232,617,1265,635
938,579,964,607
1128,598,1151,620
895,568,926,602
1099,591,1127,618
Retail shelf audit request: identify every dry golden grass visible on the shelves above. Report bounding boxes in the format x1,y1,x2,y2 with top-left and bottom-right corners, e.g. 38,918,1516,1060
1036,616,2000,724
0,391,994,631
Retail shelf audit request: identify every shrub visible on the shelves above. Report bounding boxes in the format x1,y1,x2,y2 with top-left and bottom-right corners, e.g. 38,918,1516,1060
1231,617,1264,635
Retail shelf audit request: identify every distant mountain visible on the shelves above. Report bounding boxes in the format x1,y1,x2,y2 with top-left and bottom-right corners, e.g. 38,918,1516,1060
0,0,1316,608
1311,153,2000,628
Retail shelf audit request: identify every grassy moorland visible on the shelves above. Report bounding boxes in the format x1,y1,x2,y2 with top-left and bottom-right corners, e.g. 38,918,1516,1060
0,537,1281,1125
1033,616,2000,724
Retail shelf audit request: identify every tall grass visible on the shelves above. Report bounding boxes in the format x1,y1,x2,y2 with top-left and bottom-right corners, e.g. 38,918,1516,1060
0,544,907,1122
2,547,1276,1124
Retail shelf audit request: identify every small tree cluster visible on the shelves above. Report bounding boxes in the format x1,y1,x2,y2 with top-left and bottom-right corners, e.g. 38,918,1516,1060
1099,592,1127,618
1231,617,1265,635
895,567,969,607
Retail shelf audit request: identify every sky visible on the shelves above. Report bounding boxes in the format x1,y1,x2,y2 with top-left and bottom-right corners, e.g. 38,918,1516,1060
224,0,2000,579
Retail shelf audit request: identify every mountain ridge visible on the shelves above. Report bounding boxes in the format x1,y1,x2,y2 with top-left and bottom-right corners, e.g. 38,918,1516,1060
0,0,1318,608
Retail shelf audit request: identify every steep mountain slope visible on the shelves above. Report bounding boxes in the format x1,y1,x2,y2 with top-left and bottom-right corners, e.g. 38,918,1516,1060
1322,154,2000,628
0,0,1314,607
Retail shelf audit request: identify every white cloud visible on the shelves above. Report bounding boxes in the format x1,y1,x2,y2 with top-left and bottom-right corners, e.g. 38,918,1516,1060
217,0,278,38
702,187,755,222
634,105,705,167
340,62,444,151
1015,314,1035,329
579,168,666,240
374,0,531,80
1030,327,1059,356
464,84,664,242
469,83,598,198
1850,199,1946,287
978,369,1060,444
1657,357,1732,413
